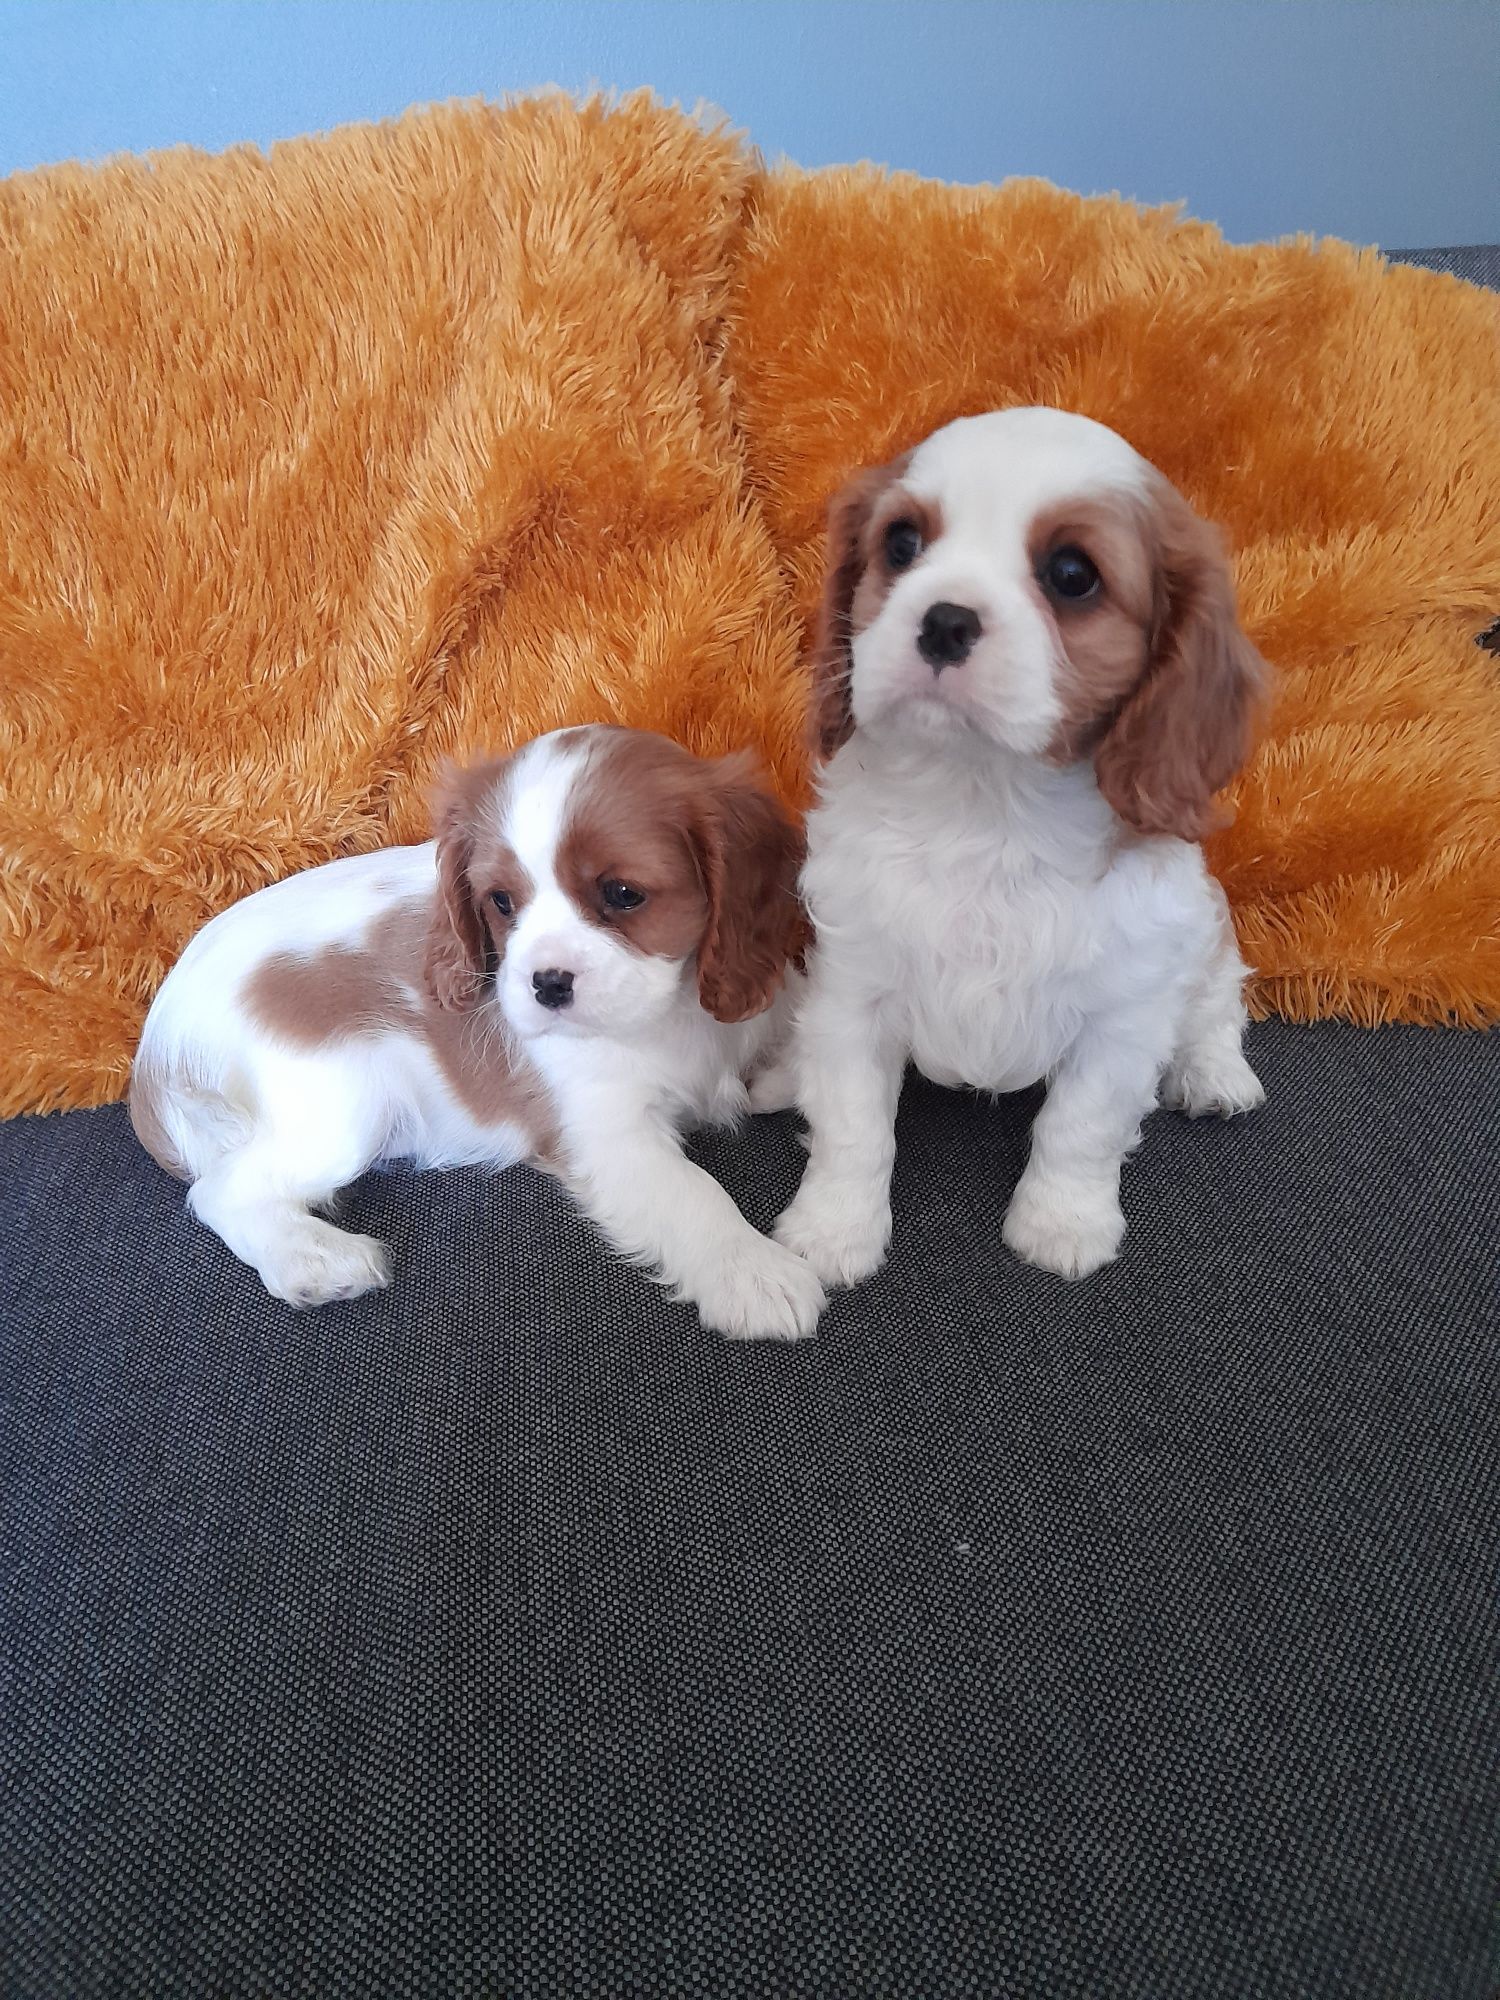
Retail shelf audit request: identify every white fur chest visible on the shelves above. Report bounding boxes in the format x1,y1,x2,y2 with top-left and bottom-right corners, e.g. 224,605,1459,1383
802,730,1203,1092
533,978,775,1149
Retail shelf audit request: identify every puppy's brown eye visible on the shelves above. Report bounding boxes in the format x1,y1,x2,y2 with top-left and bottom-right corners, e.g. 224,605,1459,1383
601,879,646,913
1042,545,1101,603
884,519,923,570
490,890,514,918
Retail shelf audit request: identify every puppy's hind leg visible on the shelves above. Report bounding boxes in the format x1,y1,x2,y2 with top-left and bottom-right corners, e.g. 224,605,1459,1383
1161,907,1265,1121
186,1068,393,1307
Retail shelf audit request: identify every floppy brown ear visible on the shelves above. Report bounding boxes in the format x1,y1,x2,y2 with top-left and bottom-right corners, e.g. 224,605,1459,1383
1093,485,1267,840
809,461,902,761
423,767,489,1012
692,756,806,1024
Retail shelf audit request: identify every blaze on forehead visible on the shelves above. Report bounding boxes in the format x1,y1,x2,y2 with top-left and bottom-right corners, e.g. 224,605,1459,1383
907,405,1153,496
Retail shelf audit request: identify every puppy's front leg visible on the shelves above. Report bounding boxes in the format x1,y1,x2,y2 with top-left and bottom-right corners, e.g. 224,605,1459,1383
745,969,803,1115
1002,1020,1164,1280
773,980,906,1288
565,1104,826,1342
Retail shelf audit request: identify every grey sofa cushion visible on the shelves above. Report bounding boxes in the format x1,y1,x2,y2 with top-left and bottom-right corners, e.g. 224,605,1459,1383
2,1018,1496,1998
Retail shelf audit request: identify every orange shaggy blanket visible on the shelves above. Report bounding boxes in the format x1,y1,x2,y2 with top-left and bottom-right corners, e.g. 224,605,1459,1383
2,95,1497,1117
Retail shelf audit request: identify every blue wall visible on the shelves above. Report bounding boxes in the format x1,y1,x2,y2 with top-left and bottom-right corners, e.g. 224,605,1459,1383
1,0,1496,246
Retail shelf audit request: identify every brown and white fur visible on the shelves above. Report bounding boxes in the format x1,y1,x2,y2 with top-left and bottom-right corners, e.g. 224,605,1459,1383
764,406,1268,1293
131,725,825,1339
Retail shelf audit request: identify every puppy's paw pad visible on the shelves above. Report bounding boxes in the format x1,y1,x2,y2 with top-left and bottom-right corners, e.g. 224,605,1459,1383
697,1239,826,1342
1163,1052,1265,1120
263,1226,392,1308
773,1188,891,1289
1002,1185,1124,1281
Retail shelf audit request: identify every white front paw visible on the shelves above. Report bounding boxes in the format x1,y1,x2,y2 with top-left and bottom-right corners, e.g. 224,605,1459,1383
1002,1178,1124,1281
1162,1048,1266,1119
259,1222,393,1308
773,1178,891,1288
694,1235,827,1342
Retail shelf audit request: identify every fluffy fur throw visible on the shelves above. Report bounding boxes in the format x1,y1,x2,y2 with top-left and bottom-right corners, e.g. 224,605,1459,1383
2,94,1497,1116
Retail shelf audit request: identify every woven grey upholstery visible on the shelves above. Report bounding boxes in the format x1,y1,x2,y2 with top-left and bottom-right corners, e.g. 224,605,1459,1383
3,1018,1497,1997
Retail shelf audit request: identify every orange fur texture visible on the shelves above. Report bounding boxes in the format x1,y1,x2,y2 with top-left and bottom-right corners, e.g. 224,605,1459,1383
1,97,1497,1116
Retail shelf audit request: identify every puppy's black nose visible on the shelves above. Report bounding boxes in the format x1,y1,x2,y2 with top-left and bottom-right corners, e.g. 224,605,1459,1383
532,967,575,1010
917,600,982,670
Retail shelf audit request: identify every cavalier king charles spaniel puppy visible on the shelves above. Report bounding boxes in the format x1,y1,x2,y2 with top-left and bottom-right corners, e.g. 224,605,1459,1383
132,725,824,1339
764,406,1268,1290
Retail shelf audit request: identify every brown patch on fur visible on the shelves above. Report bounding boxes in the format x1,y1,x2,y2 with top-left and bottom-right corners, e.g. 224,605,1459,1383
865,486,945,568
1036,478,1267,839
556,733,712,962
248,940,400,1042
809,455,914,760
851,487,947,644
687,750,805,1022
1033,494,1157,761
557,729,804,1023
248,892,557,1160
424,755,530,1013
1090,477,1268,841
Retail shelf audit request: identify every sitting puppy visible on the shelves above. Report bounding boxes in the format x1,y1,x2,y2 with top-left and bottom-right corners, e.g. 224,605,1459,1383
768,406,1268,1287
131,725,824,1339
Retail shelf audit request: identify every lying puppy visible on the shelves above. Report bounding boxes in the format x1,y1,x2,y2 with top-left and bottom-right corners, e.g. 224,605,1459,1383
768,406,1268,1287
131,725,824,1339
